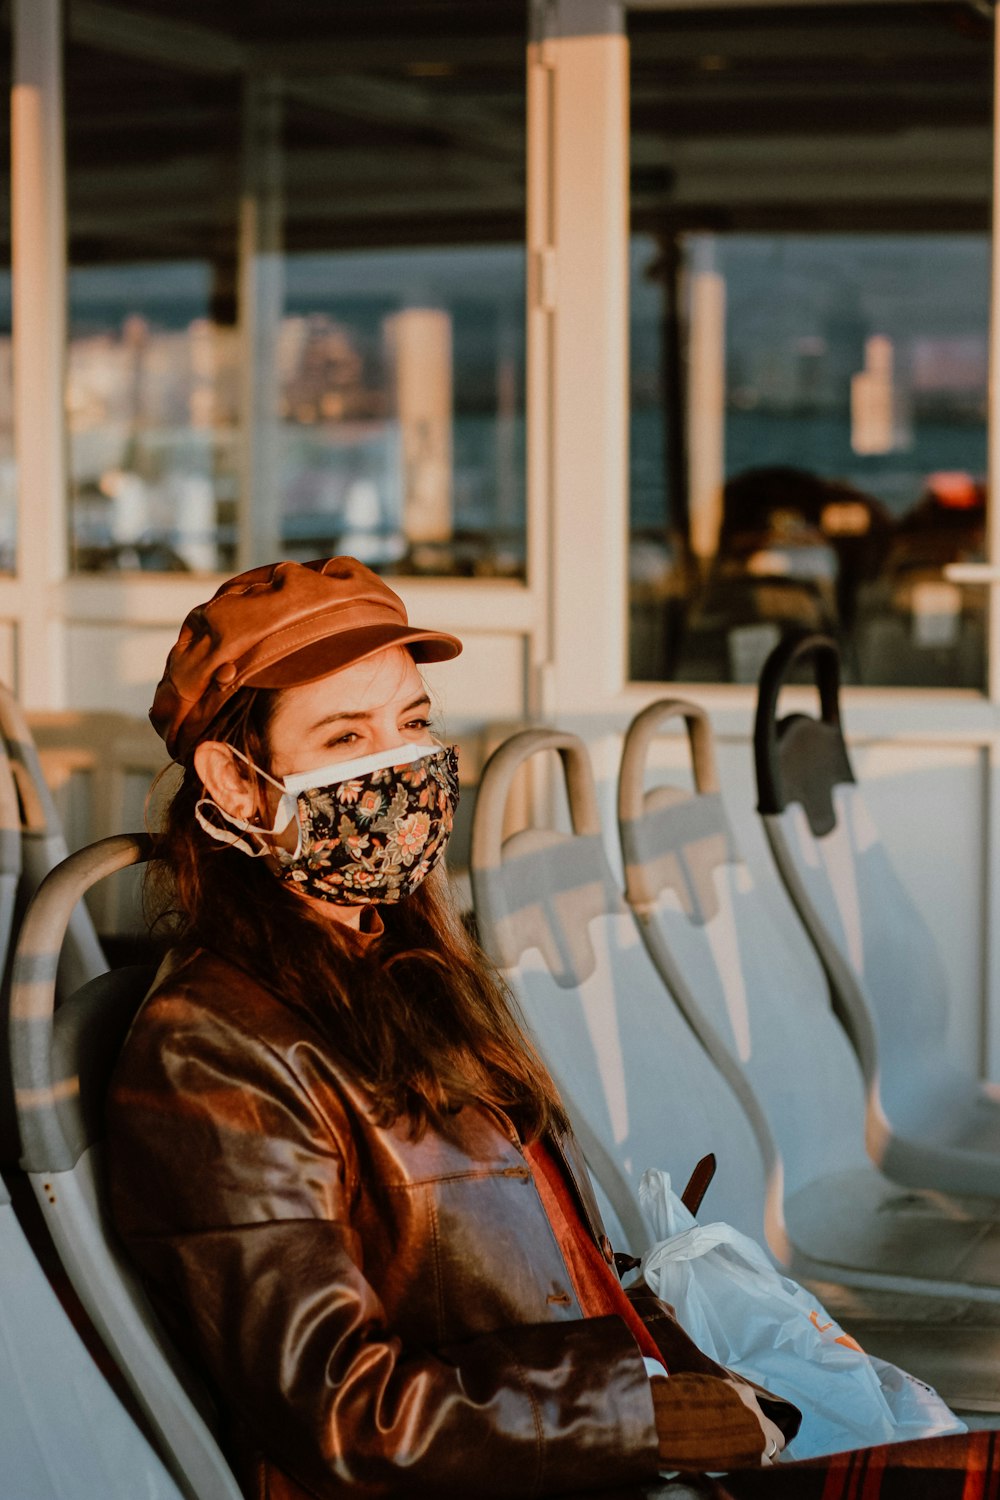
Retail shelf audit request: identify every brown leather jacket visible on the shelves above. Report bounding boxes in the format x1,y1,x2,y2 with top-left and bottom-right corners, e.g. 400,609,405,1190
106,947,798,1500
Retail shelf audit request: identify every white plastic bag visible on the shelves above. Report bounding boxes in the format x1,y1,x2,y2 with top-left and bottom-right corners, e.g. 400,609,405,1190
639,1168,965,1461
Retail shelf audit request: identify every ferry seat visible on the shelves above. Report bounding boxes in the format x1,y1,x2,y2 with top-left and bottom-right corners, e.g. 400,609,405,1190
853,487,985,690
0,1164,185,1499
469,725,772,1257
0,681,107,997
676,571,836,685
0,730,23,1164
10,833,243,1500
617,698,1000,1404
853,554,985,690
755,630,1000,1200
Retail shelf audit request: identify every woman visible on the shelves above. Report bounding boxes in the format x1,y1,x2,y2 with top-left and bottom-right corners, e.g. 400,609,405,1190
106,557,985,1500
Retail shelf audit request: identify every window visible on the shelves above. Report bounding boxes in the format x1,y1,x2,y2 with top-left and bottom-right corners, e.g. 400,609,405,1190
628,3,993,688
0,27,13,574
64,4,526,579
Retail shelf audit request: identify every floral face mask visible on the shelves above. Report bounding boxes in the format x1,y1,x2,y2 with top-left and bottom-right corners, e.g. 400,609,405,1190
195,742,460,906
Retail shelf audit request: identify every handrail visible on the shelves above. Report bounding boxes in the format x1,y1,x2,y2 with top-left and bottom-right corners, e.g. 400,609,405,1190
11,834,150,1166
618,698,719,829
470,727,601,874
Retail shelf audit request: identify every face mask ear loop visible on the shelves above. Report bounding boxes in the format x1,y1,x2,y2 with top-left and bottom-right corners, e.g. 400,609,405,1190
194,796,275,858
194,747,301,858
230,747,304,854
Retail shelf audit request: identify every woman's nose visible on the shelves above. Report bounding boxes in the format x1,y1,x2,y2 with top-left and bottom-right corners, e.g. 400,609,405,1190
366,716,410,756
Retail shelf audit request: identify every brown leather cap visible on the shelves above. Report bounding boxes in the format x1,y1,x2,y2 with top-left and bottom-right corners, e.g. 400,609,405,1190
150,557,462,761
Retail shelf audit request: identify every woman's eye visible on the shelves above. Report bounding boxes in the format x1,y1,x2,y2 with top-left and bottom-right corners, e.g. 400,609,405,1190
404,717,433,732
329,731,359,748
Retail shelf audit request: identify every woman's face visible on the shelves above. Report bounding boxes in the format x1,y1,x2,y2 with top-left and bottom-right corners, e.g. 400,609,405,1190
265,646,434,782
194,645,434,834
194,646,437,929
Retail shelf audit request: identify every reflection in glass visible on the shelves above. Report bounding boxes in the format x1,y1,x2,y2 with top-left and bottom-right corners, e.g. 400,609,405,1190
68,264,239,573
0,276,14,574
67,249,525,578
276,248,525,577
629,234,990,688
65,11,526,579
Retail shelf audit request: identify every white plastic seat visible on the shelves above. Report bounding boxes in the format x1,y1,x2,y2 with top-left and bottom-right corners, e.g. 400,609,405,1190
755,632,1000,1199
617,698,1000,1409
10,834,243,1500
0,730,23,1163
0,682,107,998
471,726,775,1256
0,1167,184,1499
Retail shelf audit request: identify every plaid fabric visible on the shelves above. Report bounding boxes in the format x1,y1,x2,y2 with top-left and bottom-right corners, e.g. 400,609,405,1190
707,1430,1000,1500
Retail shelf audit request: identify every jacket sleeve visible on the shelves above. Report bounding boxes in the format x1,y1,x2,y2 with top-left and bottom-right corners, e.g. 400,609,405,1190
106,993,660,1500
625,1287,803,1455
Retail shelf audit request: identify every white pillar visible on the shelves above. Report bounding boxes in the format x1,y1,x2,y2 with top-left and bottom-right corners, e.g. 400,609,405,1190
385,308,454,546
686,255,726,570
983,10,1000,1082
237,74,284,571
987,12,1000,706
12,0,67,707
527,0,629,714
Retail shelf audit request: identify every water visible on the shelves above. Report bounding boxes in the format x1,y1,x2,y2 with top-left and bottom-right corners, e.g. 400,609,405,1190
630,406,987,531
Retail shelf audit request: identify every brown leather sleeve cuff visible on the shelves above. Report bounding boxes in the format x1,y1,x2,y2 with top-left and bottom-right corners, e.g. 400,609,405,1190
652,1374,766,1471
472,1314,660,1493
630,1289,802,1452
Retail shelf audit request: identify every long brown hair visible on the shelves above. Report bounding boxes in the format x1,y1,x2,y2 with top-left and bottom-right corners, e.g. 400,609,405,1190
146,686,566,1141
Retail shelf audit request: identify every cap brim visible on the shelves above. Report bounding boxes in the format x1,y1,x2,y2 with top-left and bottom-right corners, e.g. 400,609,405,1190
245,623,462,690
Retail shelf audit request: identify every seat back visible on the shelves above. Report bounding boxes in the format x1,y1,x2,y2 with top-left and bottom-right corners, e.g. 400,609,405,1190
753,632,970,1161
0,682,107,996
470,727,770,1255
617,698,870,1242
11,834,243,1500
0,1165,184,1499
0,727,22,955
0,735,22,1162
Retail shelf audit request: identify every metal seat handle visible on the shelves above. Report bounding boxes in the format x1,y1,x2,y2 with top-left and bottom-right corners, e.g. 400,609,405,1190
11,833,150,1074
754,631,843,816
0,680,65,834
618,698,719,826
0,733,23,848
471,728,601,874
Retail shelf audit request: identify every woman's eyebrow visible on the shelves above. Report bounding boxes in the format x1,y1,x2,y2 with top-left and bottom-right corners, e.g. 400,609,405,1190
310,694,432,731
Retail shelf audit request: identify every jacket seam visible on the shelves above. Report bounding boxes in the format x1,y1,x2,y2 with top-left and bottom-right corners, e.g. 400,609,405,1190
382,1167,527,1189
491,1332,544,1496
426,1185,446,1343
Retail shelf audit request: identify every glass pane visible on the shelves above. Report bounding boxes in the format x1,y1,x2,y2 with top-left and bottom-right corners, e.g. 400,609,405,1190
65,5,526,578
65,30,241,574
274,245,525,577
0,28,13,572
628,4,993,688
0,273,13,576
68,262,239,573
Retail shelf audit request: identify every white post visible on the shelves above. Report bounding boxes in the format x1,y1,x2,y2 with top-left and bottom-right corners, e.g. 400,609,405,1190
983,11,1000,1082
987,13,1000,706
11,0,67,708
525,13,556,713
527,0,629,715
237,74,284,572
686,249,727,571
385,308,454,546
